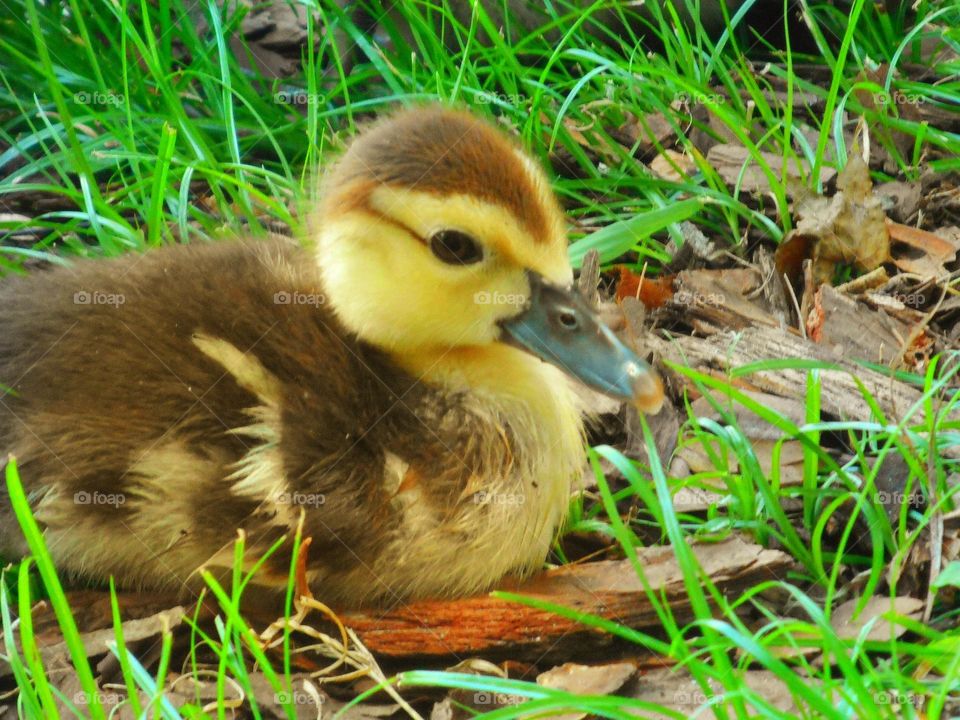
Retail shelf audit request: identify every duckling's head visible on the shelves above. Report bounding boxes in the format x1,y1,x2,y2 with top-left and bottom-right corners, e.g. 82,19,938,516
314,106,662,412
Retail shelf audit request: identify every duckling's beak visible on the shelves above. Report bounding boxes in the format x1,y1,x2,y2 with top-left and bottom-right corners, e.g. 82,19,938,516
498,272,664,413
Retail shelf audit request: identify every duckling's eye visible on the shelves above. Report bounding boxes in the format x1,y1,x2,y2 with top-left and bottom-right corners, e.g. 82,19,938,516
429,230,484,266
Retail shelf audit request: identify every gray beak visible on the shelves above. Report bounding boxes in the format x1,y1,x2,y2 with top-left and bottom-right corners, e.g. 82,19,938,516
499,272,664,413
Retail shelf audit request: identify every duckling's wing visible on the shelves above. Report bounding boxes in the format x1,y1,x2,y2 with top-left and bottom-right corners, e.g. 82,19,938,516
0,237,405,595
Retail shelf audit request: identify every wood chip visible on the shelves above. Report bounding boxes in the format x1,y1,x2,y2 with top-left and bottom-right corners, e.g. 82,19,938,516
644,324,943,424
338,537,793,658
807,284,926,368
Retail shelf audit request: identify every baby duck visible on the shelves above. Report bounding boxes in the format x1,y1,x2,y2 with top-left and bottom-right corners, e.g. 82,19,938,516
0,106,663,607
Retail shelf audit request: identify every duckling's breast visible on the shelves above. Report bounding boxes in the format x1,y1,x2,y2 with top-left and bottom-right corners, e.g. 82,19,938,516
354,379,585,602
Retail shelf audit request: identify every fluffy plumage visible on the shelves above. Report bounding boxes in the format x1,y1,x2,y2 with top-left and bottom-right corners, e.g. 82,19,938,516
0,106,654,607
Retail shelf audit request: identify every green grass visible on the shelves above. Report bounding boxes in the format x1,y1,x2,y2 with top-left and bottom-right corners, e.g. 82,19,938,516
4,0,954,271
2,0,960,717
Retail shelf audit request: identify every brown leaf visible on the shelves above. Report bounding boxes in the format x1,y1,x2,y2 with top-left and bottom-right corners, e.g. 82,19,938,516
706,143,835,196
817,156,889,278
561,117,624,164
888,220,959,280
875,180,922,223
830,596,924,642
785,153,891,286
774,230,816,289
3,592,187,682
536,662,637,720
625,667,801,717
649,149,696,182
673,433,806,512
623,111,678,160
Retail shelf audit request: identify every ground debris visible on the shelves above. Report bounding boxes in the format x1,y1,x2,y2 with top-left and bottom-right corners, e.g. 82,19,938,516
336,536,793,659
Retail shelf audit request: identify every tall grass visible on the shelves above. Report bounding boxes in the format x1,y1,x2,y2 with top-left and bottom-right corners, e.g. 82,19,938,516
2,0,959,717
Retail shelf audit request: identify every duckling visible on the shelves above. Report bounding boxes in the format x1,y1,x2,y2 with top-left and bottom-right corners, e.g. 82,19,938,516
0,106,663,607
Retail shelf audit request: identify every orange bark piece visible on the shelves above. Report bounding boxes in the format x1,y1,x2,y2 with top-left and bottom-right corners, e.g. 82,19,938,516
616,267,675,308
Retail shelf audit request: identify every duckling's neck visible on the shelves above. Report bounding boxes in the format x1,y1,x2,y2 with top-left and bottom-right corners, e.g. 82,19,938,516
394,343,574,410
392,342,586,475
368,342,587,600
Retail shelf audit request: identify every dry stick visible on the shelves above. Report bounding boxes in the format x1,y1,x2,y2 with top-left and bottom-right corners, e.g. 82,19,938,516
783,272,805,340
835,266,889,295
258,536,354,680
256,536,423,720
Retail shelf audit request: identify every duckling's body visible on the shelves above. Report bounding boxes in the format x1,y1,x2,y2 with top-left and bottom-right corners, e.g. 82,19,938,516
0,237,581,604
0,107,660,606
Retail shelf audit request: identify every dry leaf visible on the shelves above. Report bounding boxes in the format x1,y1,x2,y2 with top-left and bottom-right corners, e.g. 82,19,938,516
706,143,835,195
625,667,800,717
875,180,922,222
806,154,890,283
624,111,678,160
888,220,959,280
536,662,637,720
830,596,924,641
779,153,891,287
649,149,696,182
561,117,624,164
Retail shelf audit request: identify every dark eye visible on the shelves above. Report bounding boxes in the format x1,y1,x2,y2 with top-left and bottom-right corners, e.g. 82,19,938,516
429,230,483,265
